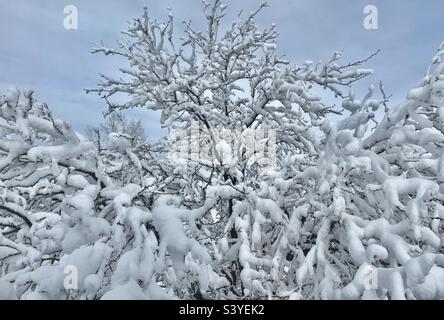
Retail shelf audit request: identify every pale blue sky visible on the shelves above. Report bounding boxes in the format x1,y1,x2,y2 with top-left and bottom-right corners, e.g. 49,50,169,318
1,0,443,139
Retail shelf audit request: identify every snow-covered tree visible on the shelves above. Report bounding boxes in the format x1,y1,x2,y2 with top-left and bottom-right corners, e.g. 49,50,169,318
290,43,444,299
87,0,382,299
86,111,146,150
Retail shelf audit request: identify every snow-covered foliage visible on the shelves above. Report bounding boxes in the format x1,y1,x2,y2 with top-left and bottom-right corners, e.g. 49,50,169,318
1,0,444,300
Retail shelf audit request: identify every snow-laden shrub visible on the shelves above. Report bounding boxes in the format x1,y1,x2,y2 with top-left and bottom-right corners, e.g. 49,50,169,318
0,87,212,299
